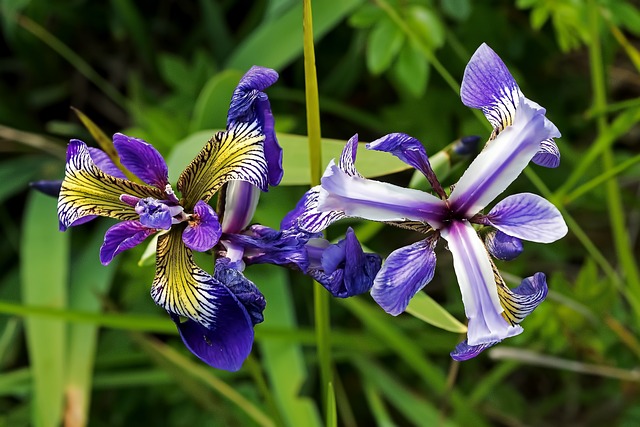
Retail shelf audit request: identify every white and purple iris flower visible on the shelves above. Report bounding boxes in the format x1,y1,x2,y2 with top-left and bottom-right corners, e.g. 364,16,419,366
290,43,567,360
57,66,282,371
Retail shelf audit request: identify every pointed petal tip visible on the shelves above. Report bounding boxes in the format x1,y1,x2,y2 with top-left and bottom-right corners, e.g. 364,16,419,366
450,339,498,361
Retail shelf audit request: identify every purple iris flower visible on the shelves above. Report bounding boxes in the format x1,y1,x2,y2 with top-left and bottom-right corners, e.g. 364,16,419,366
57,66,281,371
290,44,567,360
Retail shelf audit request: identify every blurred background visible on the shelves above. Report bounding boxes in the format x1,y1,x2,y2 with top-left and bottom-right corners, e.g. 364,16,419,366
1,0,640,426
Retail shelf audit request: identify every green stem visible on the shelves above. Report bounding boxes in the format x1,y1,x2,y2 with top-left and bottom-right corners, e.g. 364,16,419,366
588,0,640,314
303,0,333,418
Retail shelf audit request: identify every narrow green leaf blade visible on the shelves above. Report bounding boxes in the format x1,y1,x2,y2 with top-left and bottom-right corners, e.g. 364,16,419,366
405,292,467,333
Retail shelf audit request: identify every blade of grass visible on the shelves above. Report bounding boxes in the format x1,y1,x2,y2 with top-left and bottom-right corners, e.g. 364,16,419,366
20,192,68,427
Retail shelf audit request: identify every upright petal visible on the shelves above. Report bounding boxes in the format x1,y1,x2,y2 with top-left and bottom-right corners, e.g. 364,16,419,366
227,66,282,186
370,238,437,315
440,220,522,346
113,133,169,188
460,43,522,134
58,140,164,229
182,200,222,252
87,147,127,179
487,193,567,243
319,161,447,227
177,120,269,208
448,99,560,217
484,230,523,261
221,181,261,234
338,134,364,178
100,220,155,265
367,133,446,198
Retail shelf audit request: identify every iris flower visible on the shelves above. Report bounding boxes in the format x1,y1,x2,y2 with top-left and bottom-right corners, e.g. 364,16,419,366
291,44,567,360
57,66,281,370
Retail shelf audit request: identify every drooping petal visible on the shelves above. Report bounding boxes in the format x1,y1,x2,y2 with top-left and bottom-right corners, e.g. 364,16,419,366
496,271,548,327
87,147,127,179
448,99,560,217
100,220,155,265
318,160,447,227
177,120,269,208
227,66,282,186
371,238,437,315
487,193,567,243
182,200,222,252
440,220,522,346
286,186,347,233
214,257,266,326
484,230,523,261
58,140,165,229
450,340,498,361
532,138,560,168
113,133,169,188
367,133,446,198
308,228,382,298
221,181,261,234
460,43,522,134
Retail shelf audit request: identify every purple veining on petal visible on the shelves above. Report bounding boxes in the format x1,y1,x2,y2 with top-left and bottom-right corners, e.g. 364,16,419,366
450,340,498,361
487,193,567,243
221,181,261,234
182,200,222,252
113,133,169,189
371,238,437,315
484,230,523,261
99,220,155,265
339,134,363,177
532,138,561,168
87,147,127,179
257,96,283,186
214,258,266,326
440,220,522,346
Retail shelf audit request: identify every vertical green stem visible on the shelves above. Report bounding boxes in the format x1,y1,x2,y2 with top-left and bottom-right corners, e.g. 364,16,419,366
303,0,333,416
587,0,640,313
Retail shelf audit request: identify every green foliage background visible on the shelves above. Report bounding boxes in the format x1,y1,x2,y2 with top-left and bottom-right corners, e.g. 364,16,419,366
1,0,640,426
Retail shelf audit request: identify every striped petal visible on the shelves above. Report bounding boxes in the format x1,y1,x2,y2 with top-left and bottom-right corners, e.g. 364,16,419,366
113,133,168,188
451,340,497,361
318,160,447,227
440,220,522,346
100,220,155,265
487,193,567,243
495,268,548,327
289,186,347,233
370,238,437,316
532,138,560,168
221,181,261,234
177,120,268,209
448,98,560,217
57,140,164,229
461,43,521,135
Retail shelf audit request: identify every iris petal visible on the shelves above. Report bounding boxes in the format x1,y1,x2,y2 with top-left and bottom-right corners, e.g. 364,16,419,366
87,147,127,179
286,186,347,233
221,181,261,234
496,270,548,326
370,238,437,315
448,99,560,217
440,220,522,346
100,220,155,265
487,193,567,243
532,138,561,168
177,120,269,208
182,200,222,252
113,133,169,188
57,140,165,229
450,340,498,361
484,230,523,261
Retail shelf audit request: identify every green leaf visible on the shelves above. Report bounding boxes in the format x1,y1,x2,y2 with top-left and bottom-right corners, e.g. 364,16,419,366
349,3,384,29
227,0,364,70
366,16,405,75
390,40,429,98
20,192,68,427
405,5,445,50
166,131,412,186
190,70,244,133
405,292,467,333
440,0,471,21
0,156,47,204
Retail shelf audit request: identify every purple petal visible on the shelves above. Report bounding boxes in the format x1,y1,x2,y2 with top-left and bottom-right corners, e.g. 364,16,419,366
367,133,445,198
221,181,261,234
453,135,482,156
286,186,347,233
100,220,155,265
87,147,126,179
461,43,521,132
319,161,447,227
440,220,522,346
113,133,168,189
484,230,523,261
370,238,437,316
135,198,176,230
30,179,62,197
214,257,266,326
487,193,567,243
532,138,560,168
499,272,548,325
450,340,498,361
182,200,222,252
448,99,561,217
338,134,363,177
227,66,282,187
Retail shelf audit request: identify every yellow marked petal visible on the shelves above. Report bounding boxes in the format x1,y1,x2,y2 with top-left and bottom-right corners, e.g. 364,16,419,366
491,259,545,326
57,141,164,227
151,226,218,326
177,120,268,209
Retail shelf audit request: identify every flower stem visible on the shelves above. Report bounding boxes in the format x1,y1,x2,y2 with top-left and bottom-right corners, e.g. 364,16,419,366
303,0,333,416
